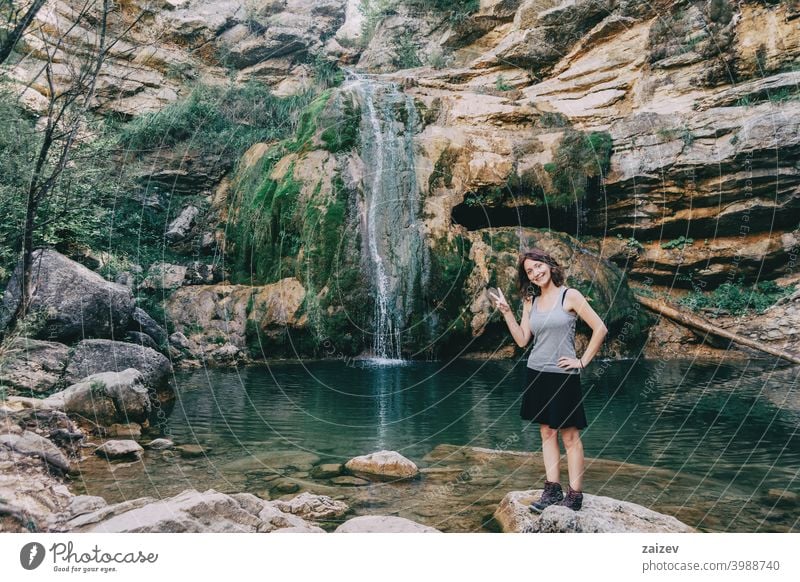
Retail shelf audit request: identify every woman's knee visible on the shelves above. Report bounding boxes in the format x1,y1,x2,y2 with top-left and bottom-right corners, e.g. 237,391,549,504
539,424,558,441
559,428,582,448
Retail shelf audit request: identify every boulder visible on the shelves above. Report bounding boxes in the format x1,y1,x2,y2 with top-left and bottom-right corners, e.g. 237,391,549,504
494,489,695,533
144,438,175,450
334,515,440,533
271,492,348,520
0,430,71,472
67,488,324,533
124,331,161,352
130,307,168,347
345,450,420,479
62,340,174,405
165,205,200,242
0,249,134,342
139,262,188,291
0,338,69,393
94,439,144,460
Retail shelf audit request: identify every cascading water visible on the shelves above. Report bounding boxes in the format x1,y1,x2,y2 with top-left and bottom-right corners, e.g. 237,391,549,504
345,73,429,364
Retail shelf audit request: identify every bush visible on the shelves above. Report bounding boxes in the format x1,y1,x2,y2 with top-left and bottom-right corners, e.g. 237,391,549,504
393,32,422,69
119,81,317,163
544,129,613,208
679,278,796,316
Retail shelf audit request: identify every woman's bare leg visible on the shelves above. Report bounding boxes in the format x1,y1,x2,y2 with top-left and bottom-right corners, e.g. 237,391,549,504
539,424,560,483
559,427,585,491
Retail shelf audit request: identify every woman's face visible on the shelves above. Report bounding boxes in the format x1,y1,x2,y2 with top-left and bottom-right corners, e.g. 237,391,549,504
524,259,552,287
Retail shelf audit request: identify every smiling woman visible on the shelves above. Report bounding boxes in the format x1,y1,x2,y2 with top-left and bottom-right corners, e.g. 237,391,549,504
489,248,608,513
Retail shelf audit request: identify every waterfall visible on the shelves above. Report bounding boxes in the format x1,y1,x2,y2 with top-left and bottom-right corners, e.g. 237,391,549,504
345,73,428,364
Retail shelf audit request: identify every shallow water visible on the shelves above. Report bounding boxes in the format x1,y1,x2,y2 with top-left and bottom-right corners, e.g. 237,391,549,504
71,358,800,532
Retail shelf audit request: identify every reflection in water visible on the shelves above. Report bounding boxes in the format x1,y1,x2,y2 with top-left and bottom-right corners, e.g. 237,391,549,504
72,358,799,532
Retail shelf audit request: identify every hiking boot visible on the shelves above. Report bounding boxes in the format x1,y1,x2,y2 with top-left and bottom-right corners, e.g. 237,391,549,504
530,480,563,513
556,485,583,511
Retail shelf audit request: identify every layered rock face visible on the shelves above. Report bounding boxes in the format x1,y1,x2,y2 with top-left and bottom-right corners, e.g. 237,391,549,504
5,0,798,360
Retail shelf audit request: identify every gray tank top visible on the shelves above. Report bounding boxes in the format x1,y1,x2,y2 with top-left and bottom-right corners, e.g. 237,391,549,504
526,286,579,374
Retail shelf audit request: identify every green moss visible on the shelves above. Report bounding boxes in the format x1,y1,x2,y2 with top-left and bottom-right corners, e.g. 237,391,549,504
543,129,613,208
320,98,360,153
428,147,458,191
287,91,332,154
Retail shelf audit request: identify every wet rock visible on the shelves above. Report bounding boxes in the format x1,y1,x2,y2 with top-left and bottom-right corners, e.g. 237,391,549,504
94,440,144,461
330,476,370,486
176,444,207,458
311,463,345,479
272,479,300,494
222,449,320,473
144,438,174,450
345,450,420,479
0,249,134,342
494,490,695,533
335,515,441,533
271,492,348,520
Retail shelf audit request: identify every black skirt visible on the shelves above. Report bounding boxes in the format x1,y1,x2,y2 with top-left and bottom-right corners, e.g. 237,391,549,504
520,367,588,429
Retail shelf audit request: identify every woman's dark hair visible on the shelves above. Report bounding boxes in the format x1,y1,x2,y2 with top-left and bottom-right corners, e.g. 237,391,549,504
517,249,565,298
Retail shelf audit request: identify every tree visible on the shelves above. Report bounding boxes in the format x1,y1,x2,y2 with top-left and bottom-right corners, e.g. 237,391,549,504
0,0,48,64
0,0,147,337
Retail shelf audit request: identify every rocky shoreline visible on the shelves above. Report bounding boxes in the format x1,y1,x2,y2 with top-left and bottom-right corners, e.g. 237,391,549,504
0,405,698,534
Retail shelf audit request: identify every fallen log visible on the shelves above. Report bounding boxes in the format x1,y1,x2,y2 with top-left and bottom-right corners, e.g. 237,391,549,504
634,293,800,365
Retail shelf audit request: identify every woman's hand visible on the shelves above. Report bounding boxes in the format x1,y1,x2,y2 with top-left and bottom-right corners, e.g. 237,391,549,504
557,356,583,370
488,288,511,315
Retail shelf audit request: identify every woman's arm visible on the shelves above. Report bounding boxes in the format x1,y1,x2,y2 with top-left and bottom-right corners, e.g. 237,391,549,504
494,293,533,348
569,289,608,368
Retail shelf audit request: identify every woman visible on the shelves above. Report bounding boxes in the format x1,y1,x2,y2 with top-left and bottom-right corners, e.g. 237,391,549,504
489,249,607,512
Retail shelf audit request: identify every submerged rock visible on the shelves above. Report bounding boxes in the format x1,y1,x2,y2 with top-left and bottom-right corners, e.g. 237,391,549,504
494,489,695,533
94,440,144,461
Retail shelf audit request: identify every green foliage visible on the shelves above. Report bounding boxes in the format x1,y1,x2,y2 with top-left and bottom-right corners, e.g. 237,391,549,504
426,47,452,69
494,74,512,92
119,81,316,164
89,380,106,395
0,88,125,285
428,147,458,191
320,98,360,153
537,111,571,129
310,53,344,89
616,234,644,250
287,91,332,153
359,0,398,47
393,32,422,69
543,129,613,208
679,278,796,316
418,235,474,354
406,0,479,23
661,236,694,249
228,153,304,284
